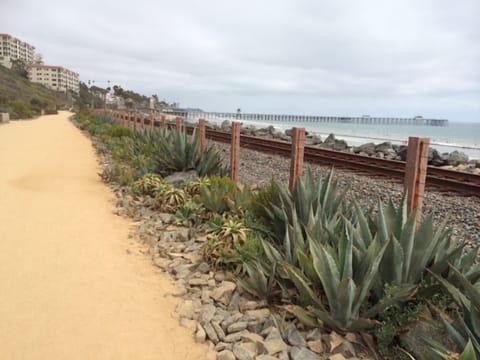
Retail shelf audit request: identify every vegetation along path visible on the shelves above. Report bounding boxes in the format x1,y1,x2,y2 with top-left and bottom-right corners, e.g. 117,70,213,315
0,112,208,360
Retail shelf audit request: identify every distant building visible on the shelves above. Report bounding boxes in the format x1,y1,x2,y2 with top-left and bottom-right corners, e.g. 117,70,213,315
27,64,80,93
0,33,35,68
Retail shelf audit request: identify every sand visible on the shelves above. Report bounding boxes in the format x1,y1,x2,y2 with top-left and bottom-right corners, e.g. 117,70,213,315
0,112,208,360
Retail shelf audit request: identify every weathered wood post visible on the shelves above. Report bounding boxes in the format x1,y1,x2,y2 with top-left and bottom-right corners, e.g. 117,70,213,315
404,137,430,224
133,112,137,132
176,116,184,132
149,110,154,129
230,122,241,182
199,118,206,153
289,127,305,192
161,115,167,128
140,112,145,129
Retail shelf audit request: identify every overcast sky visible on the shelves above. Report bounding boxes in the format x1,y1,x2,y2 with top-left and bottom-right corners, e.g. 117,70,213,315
2,0,479,121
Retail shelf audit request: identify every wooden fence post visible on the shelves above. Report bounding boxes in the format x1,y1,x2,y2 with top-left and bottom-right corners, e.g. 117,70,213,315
133,112,137,132
230,122,241,182
289,127,305,193
161,115,167,128
199,118,206,153
176,116,184,132
140,112,145,129
404,137,430,224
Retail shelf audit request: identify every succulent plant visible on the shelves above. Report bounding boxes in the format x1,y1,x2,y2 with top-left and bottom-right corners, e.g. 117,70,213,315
131,173,164,196
155,187,188,213
203,216,249,268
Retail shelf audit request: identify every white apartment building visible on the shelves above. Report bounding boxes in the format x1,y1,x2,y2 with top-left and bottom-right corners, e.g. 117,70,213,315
27,64,80,93
0,33,35,68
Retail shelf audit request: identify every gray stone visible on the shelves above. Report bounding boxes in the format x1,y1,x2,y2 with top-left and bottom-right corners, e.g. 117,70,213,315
215,342,231,352
227,321,248,333
241,332,264,343
212,321,226,341
246,309,271,322
306,328,322,341
290,346,320,360
354,142,376,156
258,337,288,355
227,291,240,311
328,355,347,360
324,133,336,144
255,356,278,360
445,150,469,166
223,330,249,343
217,350,235,360
197,262,210,273
189,278,209,286
210,281,237,305
176,300,197,319
195,324,206,343
203,322,219,344
164,170,199,188
286,326,307,347
200,304,217,323
233,343,256,360
332,139,349,151
375,141,393,153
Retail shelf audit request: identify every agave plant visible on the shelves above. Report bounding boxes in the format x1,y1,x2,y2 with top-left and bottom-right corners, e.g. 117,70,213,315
350,196,473,301
184,177,211,197
203,216,249,268
131,173,164,197
155,187,189,213
174,200,203,227
429,267,480,358
198,176,252,216
282,221,417,333
255,168,348,247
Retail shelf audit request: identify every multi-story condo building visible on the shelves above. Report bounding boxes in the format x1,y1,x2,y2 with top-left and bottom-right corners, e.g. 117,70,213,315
0,33,35,68
27,64,80,94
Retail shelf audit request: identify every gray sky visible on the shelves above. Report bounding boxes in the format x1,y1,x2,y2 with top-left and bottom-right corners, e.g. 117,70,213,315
2,0,479,121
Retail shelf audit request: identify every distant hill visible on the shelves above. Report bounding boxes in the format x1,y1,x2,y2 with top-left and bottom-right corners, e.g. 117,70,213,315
0,65,71,119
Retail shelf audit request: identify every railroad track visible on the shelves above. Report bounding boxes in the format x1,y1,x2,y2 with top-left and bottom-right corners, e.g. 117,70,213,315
197,127,480,197
136,120,480,197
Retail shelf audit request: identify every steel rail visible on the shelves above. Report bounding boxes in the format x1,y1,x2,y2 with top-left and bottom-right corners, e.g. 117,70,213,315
183,125,480,196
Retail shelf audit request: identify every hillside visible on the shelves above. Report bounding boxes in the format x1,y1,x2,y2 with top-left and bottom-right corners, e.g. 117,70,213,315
0,65,70,119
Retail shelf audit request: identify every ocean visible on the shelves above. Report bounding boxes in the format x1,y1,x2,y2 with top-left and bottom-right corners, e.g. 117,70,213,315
197,114,480,160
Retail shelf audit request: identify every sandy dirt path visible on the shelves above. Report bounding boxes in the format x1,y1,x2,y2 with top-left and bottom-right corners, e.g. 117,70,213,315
0,112,208,360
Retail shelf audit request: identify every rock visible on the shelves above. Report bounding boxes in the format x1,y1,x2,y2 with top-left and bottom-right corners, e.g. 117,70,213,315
217,349,235,360
332,139,349,151
306,329,322,341
171,282,188,297
241,332,264,343
429,148,445,166
233,343,256,360
307,340,323,354
223,330,250,343
354,142,376,156
200,304,217,323
180,317,197,334
245,309,271,322
258,337,289,356
228,291,240,311
195,324,207,343
197,262,210,273
212,321,226,341
189,278,209,286
398,145,408,161
152,257,170,270
215,342,231,352
176,300,197,319
220,120,232,132
324,133,336,145
290,346,320,360
328,355,347,360
286,326,307,347
445,150,469,166
227,321,248,333
164,170,199,188
255,356,278,360
375,141,393,153
203,322,219,344
210,281,237,305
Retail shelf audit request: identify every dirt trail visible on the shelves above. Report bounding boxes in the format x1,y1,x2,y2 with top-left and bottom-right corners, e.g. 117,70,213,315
0,112,208,360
